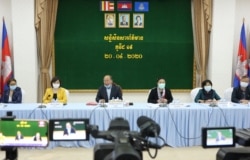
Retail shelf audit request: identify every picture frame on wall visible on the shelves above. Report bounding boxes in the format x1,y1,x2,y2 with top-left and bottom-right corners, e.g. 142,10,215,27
133,13,144,28
104,13,116,28
119,13,130,28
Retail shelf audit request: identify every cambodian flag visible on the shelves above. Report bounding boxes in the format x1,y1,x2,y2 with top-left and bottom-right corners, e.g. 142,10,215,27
117,1,132,11
1,19,13,94
233,22,248,87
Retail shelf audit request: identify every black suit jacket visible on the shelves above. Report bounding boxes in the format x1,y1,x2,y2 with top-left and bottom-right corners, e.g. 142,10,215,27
120,22,128,25
63,128,76,135
33,136,42,141
15,135,24,140
147,87,173,104
231,86,250,103
2,87,22,103
134,22,142,26
95,85,123,102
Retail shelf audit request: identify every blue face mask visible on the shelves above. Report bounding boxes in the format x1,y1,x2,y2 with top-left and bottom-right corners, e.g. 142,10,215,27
10,85,17,90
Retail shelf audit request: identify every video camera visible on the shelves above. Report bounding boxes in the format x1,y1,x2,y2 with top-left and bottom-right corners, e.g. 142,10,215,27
88,116,163,160
201,127,250,160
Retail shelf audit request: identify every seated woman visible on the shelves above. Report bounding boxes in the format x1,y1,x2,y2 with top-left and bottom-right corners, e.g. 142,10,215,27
2,78,22,103
42,76,67,104
147,78,173,104
195,79,221,103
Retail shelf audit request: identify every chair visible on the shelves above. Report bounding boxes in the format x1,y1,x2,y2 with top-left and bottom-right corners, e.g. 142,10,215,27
148,88,152,94
21,88,25,103
190,87,202,102
224,87,233,102
147,89,152,101
65,89,69,100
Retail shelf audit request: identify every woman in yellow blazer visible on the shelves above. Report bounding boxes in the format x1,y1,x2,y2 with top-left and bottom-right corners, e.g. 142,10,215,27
42,76,67,104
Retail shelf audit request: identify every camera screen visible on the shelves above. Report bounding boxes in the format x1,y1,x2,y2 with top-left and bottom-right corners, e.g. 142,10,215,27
49,119,89,141
0,119,48,147
202,127,235,148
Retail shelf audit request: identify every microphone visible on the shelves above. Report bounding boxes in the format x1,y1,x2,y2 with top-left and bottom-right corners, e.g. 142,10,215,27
147,141,162,149
38,104,46,108
88,124,114,141
38,100,46,108
209,101,218,107
38,94,47,108
137,116,160,137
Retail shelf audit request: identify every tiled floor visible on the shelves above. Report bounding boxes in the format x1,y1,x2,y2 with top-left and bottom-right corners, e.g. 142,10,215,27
0,146,219,160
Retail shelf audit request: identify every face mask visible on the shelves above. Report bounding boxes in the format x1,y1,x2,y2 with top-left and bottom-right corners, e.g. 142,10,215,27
105,84,111,89
204,86,212,92
240,82,248,88
10,85,17,90
53,83,60,89
158,83,165,89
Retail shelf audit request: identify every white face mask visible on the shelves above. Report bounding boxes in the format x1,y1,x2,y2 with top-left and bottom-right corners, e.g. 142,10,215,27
158,83,165,89
53,83,60,89
204,85,212,92
240,82,248,88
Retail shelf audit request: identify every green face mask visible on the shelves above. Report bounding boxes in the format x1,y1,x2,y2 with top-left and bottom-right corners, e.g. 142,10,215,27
158,83,165,89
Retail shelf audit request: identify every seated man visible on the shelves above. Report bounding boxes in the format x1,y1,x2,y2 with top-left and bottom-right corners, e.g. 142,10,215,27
15,131,23,140
63,122,76,136
95,75,123,103
231,76,250,103
216,131,226,142
33,132,42,141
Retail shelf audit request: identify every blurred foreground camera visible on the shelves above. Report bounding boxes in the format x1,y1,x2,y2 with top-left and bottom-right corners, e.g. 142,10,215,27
202,127,250,160
88,116,163,160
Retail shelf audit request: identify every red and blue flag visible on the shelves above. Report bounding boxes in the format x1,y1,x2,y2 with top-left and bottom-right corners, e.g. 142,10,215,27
117,1,132,11
1,19,13,94
233,22,248,87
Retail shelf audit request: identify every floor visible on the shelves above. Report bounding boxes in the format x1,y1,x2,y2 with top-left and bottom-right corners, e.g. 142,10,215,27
0,146,219,160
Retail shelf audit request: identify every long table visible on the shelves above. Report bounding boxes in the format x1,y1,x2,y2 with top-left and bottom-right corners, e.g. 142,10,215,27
0,102,249,148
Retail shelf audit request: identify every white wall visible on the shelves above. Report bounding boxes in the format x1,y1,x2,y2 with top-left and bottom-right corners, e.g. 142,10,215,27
208,0,236,97
209,0,250,98
11,0,38,103
0,0,37,103
1,0,250,103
